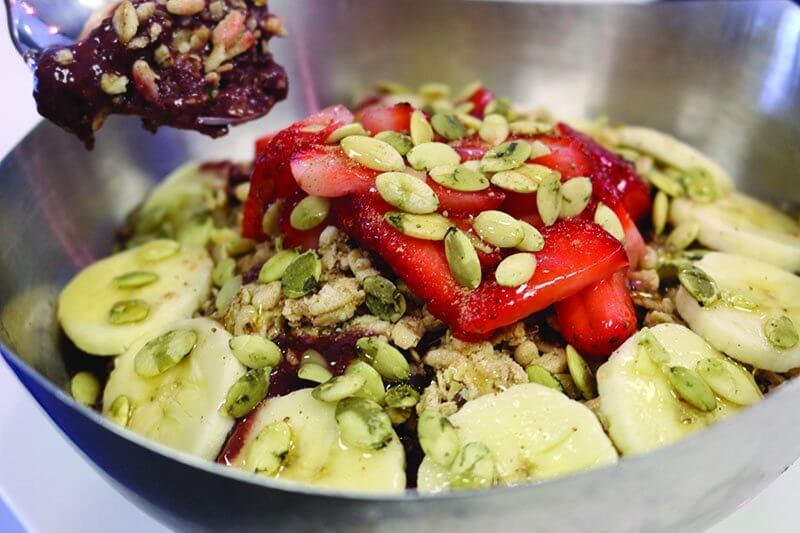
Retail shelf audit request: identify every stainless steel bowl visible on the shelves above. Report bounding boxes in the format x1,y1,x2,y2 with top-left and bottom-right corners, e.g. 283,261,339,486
2,0,800,531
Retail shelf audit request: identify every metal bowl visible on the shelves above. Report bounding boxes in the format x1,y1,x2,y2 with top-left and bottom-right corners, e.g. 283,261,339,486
2,0,800,531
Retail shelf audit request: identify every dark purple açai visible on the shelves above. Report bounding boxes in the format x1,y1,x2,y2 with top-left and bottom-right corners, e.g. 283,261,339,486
33,0,288,148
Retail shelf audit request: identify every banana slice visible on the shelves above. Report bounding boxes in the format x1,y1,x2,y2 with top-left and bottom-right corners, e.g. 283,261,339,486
675,252,800,372
613,126,733,193
597,324,748,456
58,239,213,355
671,193,800,272
416,383,617,492
102,317,247,460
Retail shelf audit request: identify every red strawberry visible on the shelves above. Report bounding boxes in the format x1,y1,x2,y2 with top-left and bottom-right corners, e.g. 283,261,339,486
254,133,274,160
451,135,491,162
460,85,494,119
427,178,506,214
361,103,413,135
291,145,378,197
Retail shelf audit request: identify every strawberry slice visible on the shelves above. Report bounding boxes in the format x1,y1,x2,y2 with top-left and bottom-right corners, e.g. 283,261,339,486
554,270,637,358
291,145,378,197
361,103,413,134
254,133,274,160
451,136,491,162
459,85,494,119
428,178,506,214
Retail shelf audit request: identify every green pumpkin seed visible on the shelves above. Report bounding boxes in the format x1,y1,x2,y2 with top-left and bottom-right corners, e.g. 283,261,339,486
478,113,509,146
375,80,410,94
560,177,593,219
525,365,566,393
132,206,167,235
516,221,545,252
484,97,515,120
226,236,256,257
614,147,640,162
108,395,131,427
594,203,625,242
682,167,718,203
258,249,299,284
356,337,410,382
410,110,434,145
417,408,461,467
212,257,236,287
224,366,271,418
312,374,365,402
490,170,539,193
384,212,453,240
326,122,369,144
335,397,394,450
429,165,490,192
229,335,282,368
290,196,331,231
508,120,553,135
566,345,597,400
340,135,405,171
652,191,669,235
137,240,180,262
297,363,333,384
696,357,762,406
764,314,799,349
431,113,467,140
261,200,283,237
281,251,321,298
113,271,159,289
109,299,150,325
134,328,198,378
637,327,671,364
536,172,562,226
528,140,551,159
300,349,326,367
450,442,496,490
234,182,251,203
376,172,439,214
444,228,482,289
384,384,419,409
678,265,720,306
647,170,684,197
216,275,242,311
455,80,482,101
248,421,292,476
406,142,461,171
177,218,214,249
299,124,327,133
668,366,717,412
495,253,537,287
419,82,451,100
70,371,100,405
480,141,532,173
456,112,482,131
473,210,524,248
375,131,414,155
344,360,386,404
666,221,699,251
363,275,406,322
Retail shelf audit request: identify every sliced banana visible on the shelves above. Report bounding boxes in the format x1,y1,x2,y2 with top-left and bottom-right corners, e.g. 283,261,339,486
227,388,406,492
671,193,800,272
675,252,800,372
58,239,213,355
102,317,247,460
597,324,748,456
417,383,617,492
613,126,733,193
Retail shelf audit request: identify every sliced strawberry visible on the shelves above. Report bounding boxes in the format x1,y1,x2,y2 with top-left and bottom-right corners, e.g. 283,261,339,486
501,191,543,227
361,103,413,135
460,86,494,119
554,270,637,358
254,133,274,160
427,178,506,214
528,134,595,179
451,136,491,162
291,144,378,198
278,190,333,250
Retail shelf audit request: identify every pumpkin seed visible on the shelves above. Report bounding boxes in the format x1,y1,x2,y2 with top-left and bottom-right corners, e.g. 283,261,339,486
138,239,180,262
764,314,799,349
559,177,593,219
406,142,461,171
224,367,271,418
480,141,532,173
375,80,410,94
637,327,671,364
108,395,131,427
682,167,717,203
210,257,235,288
516,221,545,252
384,212,452,240
340,135,405,171
298,363,333,384
290,195,331,230
229,335,282,369
614,147,640,162
363,275,406,322
226,236,256,257
647,170,684,197
525,365,566,393
495,253,537,287
444,228,482,289
134,328,198,378
376,172,439,214
281,251,321,298
479,113,509,146
419,82,451,100
113,271,159,289
456,112,482,131
455,80,482,102
429,165,490,192
485,97,515,120
594,203,625,242
345,360,386,403
450,442,496,490
410,109,434,145
417,408,461,467
528,140,551,159
490,170,538,193
696,357,762,406
653,191,669,235
473,210,524,248
536,173,562,226
667,221,699,251
678,265,720,306
109,299,150,325
259,249,299,283
566,345,597,400
431,112,468,140
668,366,717,412
312,374,365,402
177,218,213,249
261,200,283,236
384,384,420,409
508,120,553,135
374,131,414,155
326,122,369,144
249,421,292,476
216,275,242,311
356,337,410,382
234,182,251,203
335,397,394,450
70,371,100,405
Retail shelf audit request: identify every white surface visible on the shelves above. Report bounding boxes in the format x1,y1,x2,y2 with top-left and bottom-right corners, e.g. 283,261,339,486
0,9,797,533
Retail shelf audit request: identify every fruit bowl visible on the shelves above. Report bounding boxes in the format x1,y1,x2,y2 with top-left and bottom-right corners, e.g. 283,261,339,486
2,0,800,531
